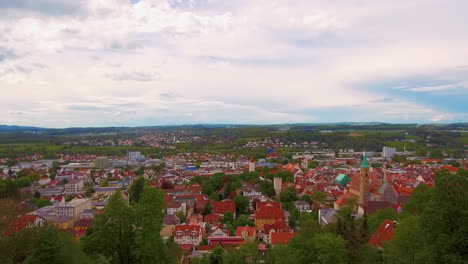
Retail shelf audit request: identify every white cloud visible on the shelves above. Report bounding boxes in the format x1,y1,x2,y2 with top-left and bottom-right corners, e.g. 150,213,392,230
0,0,467,126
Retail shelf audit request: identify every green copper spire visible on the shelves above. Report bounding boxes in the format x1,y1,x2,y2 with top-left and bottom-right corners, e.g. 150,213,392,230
361,155,370,168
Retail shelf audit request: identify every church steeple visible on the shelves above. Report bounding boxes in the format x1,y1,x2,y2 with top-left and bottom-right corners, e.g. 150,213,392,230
359,155,370,206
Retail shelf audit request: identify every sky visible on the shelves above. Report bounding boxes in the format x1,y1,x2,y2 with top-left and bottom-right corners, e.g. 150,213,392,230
0,0,467,128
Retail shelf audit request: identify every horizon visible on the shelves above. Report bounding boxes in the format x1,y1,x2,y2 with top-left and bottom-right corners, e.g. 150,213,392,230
1,121,467,130
1,0,468,127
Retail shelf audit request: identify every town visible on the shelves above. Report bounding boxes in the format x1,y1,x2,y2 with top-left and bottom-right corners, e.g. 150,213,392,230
0,124,466,263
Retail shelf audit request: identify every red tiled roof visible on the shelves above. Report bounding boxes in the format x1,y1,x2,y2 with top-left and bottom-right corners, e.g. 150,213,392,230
441,165,459,173
255,203,285,219
264,220,289,234
174,225,201,238
213,200,236,214
369,219,395,248
236,225,256,237
271,232,295,244
204,214,222,223
256,201,281,210
198,245,215,251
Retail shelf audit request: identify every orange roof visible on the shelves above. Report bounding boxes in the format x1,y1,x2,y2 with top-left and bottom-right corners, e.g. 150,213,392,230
441,165,459,173
271,232,295,244
369,219,395,248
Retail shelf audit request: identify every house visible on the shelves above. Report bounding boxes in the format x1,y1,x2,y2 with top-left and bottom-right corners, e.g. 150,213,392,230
263,220,290,244
254,202,285,231
295,200,311,212
208,226,230,237
188,214,203,226
204,214,222,225
75,219,92,232
49,216,74,230
235,225,256,242
64,179,85,194
271,232,295,245
369,219,396,249
213,201,236,217
38,177,51,185
174,225,203,246
7,215,45,235
167,201,184,215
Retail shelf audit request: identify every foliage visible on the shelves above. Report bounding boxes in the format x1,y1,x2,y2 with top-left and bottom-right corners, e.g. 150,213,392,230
34,198,52,208
129,176,145,203
233,195,249,214
279,187,298,203
300,194,311,203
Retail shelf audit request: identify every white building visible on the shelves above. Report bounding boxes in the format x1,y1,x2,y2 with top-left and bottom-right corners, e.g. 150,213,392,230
174,225,203,246
64,179,84,194
383,147,397,161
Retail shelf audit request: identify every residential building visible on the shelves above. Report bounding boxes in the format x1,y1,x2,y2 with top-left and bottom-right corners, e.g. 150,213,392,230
254,202,285,231
174,225,203,246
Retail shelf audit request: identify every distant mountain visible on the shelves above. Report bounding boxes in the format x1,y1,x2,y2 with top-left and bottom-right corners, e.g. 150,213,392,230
0,125,45,131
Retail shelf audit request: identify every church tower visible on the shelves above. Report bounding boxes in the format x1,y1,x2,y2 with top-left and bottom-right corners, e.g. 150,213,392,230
248,157,256,172
273,177,283,198
359,155,370,206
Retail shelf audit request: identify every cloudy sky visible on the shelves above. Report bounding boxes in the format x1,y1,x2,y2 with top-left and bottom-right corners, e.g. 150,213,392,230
0,0,467,127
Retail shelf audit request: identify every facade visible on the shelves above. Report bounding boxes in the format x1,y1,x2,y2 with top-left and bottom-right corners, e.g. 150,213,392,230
174,225,203,246
295,200,311,212
55,198,92,221
382,147,396,161
64,179,84,194
167,201,183,215
93,157,109,169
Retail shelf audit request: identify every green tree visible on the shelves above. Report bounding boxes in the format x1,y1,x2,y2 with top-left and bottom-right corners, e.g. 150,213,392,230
24,225,63,264
288,207,299,228
311,191,327,204
133,187,169,264
233,195,249,214
279,187,298,203
385,216,429,264
419,169,467,263
35,198,52,208
235,214,254,227
202,203,213,216
129,176,145,203
308,161,319,169
312,233,348,264
81,191,136,264
300,194,312,203
210,246,225,264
